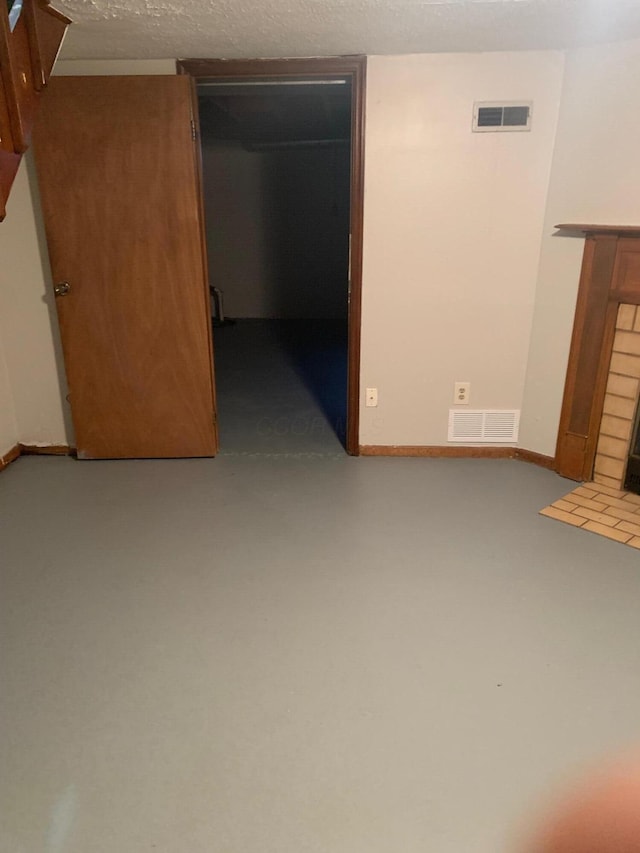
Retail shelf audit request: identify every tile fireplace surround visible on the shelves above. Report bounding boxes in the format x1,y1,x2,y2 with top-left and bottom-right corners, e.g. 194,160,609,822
593,304,640,490
543,225,640,547
541,303,640,549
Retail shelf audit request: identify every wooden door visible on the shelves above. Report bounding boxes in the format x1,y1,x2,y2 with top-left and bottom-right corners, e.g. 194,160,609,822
32,76,217,459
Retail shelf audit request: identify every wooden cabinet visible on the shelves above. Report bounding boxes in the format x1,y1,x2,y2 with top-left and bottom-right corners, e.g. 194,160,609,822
0,0,70,219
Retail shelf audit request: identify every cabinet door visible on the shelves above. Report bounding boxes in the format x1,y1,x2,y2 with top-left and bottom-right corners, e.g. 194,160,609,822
0,72,15,151
1,10,38,152
0,0,70,217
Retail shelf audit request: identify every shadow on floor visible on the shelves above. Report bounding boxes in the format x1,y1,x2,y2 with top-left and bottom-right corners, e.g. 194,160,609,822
212,319,348,455
273,319,348,444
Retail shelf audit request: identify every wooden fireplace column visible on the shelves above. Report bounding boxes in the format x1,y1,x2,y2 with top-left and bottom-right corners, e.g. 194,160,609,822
556,225,640,481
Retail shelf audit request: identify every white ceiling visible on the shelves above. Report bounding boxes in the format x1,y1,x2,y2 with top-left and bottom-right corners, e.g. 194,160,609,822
56,0,640,61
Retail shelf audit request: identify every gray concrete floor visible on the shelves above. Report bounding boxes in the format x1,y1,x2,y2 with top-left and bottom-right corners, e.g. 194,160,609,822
1,454,640,853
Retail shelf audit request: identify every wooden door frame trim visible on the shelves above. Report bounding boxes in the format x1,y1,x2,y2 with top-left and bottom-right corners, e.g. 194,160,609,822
176,56,366,456
555,225,640,481
187,77,220,453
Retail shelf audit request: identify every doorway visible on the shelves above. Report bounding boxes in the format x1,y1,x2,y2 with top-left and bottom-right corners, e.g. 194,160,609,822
178,58,366,456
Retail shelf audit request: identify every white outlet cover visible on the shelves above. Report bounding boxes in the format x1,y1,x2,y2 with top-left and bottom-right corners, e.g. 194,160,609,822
365,388,378,407
454,382,470,404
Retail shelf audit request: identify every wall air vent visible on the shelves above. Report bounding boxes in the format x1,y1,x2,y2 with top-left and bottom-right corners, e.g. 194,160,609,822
448,410,520,443
473,101,532,133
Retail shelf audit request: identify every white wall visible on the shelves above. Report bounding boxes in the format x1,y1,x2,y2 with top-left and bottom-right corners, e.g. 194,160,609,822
0,155,70,447
520,37,640,457
269,145,350,319
202,141,271,316
202,139,350,318
359,50,565,447
0,330,18,458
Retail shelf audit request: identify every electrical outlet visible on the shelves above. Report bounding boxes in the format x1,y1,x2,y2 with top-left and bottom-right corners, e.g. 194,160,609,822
454,382,470,405
365,387,378,407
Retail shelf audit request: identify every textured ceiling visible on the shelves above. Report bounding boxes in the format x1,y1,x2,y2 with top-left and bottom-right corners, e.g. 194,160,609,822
55,0,640,60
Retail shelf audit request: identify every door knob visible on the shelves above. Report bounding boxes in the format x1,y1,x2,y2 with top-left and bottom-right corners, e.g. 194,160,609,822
54,281,71,296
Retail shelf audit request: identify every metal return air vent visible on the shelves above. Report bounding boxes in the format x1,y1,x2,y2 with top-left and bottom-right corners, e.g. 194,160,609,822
448,410,520,443
473,102,532,133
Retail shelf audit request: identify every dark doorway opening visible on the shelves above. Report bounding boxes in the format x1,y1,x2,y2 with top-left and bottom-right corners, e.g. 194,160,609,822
198,80,350,453
624,401,640,494
178,57,366,456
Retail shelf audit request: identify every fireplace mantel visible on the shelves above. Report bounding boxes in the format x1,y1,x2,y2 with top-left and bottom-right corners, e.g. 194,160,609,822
556,226,640,481
556,224,640,236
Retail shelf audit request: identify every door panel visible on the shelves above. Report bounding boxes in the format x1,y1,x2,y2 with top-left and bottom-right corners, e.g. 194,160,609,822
32,75,217,458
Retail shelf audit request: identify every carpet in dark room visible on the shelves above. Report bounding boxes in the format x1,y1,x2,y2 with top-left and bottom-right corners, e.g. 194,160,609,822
212,318,348,455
